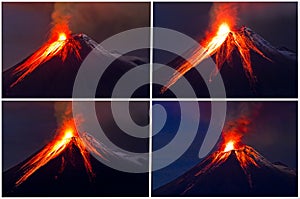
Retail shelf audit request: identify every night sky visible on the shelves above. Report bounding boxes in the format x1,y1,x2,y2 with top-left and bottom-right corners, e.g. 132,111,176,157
152,101,297,189
3,102,57,171
154,2,297,64
2,2,150,70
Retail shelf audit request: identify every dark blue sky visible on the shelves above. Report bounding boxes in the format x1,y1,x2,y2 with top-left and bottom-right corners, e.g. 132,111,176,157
152,101,297,189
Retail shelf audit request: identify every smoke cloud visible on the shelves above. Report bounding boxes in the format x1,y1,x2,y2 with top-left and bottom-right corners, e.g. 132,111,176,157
54,102,85,134
51,2,150,42
222,102,262,145
209,3,238,30
209,2,295,29
54,102,73,127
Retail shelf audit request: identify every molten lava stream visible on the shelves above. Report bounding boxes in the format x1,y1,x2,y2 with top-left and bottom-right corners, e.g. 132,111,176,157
161,23,231,93
15,120,101,187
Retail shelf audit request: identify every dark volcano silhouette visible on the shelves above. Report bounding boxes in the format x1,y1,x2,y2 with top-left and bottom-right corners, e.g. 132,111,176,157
3,137,148,196
3,34,149,98
153,145,297,196
154,26,297,98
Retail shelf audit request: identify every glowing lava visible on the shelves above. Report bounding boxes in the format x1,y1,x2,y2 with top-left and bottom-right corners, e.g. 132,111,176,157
58,33,67,41
206,23,231,55
15,119,103,187
217,23,231,36
63,128,74,139
224,140,235,152
10,22,81,88
161,19,271,93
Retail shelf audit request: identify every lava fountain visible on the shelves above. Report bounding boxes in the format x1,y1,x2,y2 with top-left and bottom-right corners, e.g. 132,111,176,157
223,140,235,152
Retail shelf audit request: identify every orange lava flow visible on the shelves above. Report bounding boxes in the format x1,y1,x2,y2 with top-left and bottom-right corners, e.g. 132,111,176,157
10,23,81,88
161,21,271,93
15,119,103,187
195,148,231,177
235,146,260,171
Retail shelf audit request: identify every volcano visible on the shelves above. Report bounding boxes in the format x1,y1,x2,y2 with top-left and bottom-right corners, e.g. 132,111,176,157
153,145,297,196
3,129,148,196
3,30,148,98
156,25,297,98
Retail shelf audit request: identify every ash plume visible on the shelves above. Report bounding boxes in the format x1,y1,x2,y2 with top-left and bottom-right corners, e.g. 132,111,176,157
51,2,149,42
209,3,238,31
222,103,262,144
209,2,296,31
54,102,73,127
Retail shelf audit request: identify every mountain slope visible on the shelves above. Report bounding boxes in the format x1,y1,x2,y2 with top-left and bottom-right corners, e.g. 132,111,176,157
3,137,148,196
153,145,297,196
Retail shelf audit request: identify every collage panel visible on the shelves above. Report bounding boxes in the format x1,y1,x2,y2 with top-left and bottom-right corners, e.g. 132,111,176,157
2,2,150,98
153,2,297,98
3,101,149,196
152,101,297,196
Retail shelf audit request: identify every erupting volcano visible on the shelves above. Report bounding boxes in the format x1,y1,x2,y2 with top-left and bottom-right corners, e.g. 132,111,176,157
3,21,148,98
161,20,272,93
10,22,81,88
154,138,296,196
3,103,148,196
159,7,296,97
154,106,297,196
